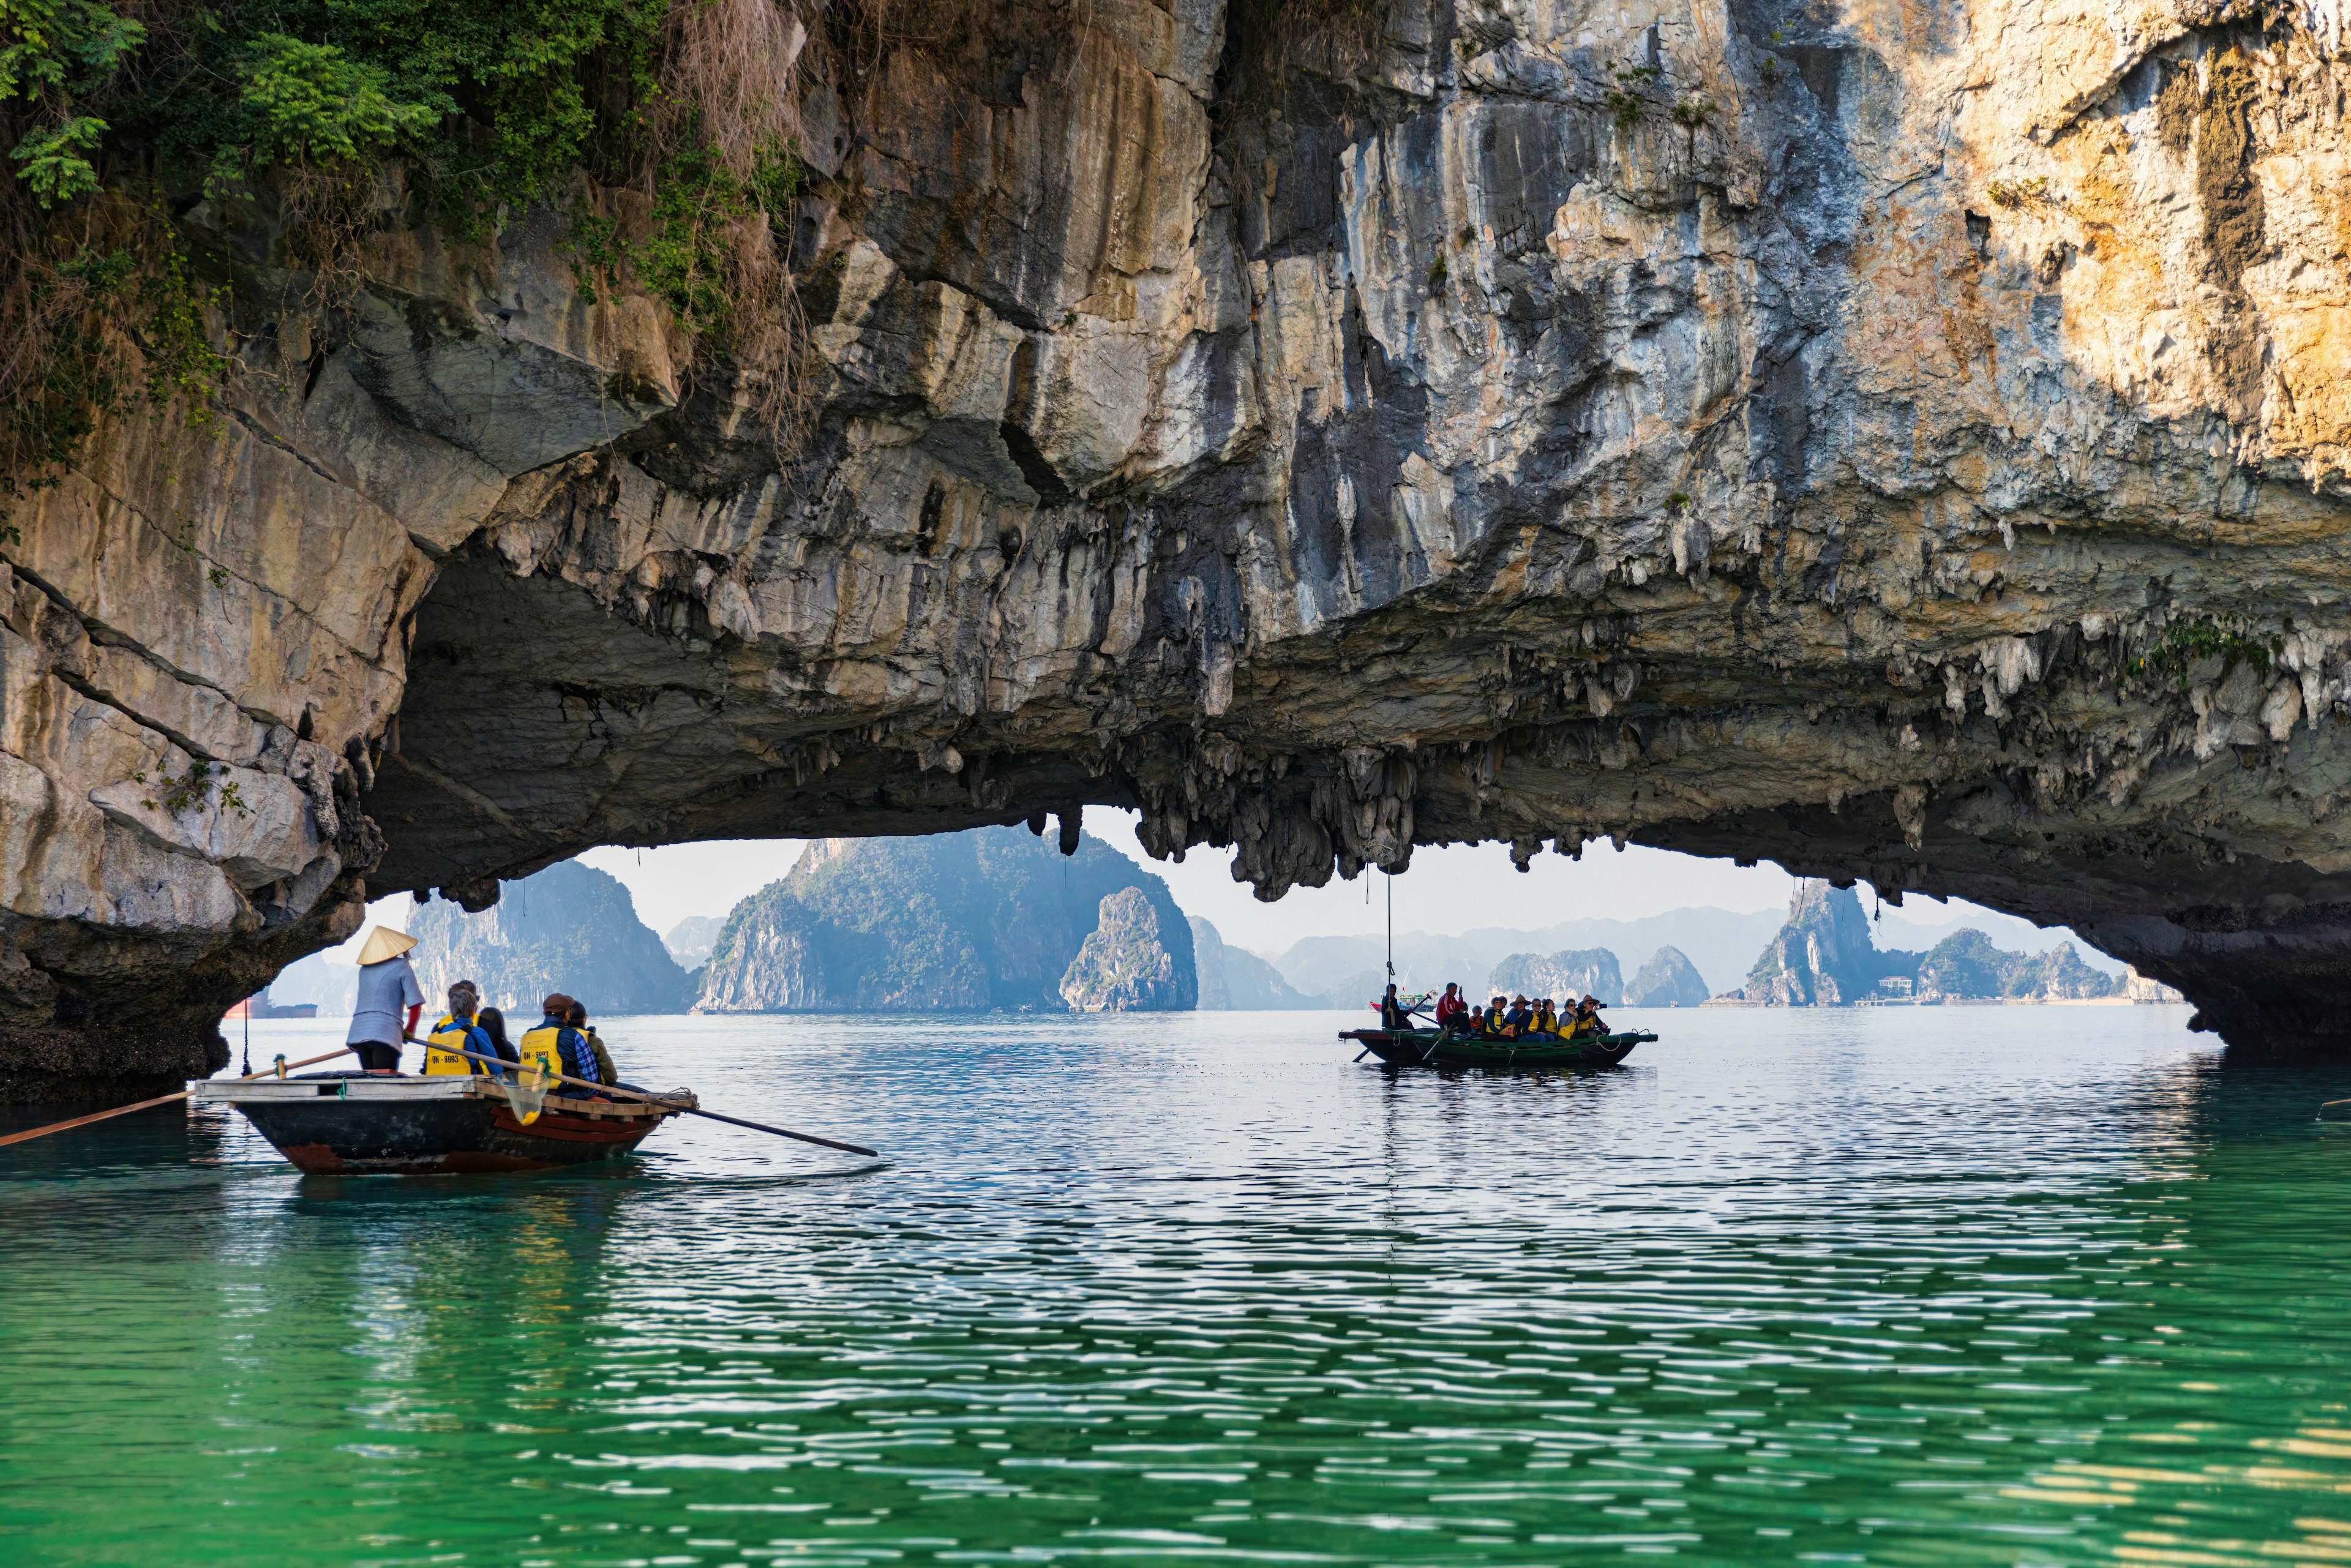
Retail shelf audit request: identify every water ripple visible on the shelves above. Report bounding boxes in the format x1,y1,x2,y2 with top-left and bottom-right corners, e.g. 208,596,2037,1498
8,1006,2351,1566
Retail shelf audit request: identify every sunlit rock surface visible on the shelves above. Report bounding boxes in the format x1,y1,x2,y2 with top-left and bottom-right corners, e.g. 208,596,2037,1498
1059,887,1196,1011
9,0,2351,1093
1716,881,1889,1003
692,828,1193,1013
1490,947,1626,1004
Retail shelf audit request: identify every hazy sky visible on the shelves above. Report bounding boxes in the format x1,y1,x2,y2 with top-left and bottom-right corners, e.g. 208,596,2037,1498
572,810,1812,953
328,812,2052,964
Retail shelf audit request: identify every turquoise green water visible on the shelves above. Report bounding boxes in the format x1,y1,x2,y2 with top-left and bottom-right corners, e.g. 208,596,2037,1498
6,1007,2351,1567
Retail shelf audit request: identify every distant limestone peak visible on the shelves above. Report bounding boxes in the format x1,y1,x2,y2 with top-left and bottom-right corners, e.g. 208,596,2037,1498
407,860,692,1018
1488,948,1623,1004
1717,881,2140,1006
663,915,723,969
1060,888,1193,1012
1628,946,1709,1007
695,827,1194,1014
1722,881,1913,1005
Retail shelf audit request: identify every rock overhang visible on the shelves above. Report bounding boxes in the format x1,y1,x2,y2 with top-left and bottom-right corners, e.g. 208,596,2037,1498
8,0,2351,1094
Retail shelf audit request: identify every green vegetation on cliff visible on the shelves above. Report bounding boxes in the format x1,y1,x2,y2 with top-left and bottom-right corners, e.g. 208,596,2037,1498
1059,887,1189,1012
0,0,809,493
1490,948,1624,1005
1723,882,2121,1005
696,828,1197,1014
408,858,694,1016
4,0,668,219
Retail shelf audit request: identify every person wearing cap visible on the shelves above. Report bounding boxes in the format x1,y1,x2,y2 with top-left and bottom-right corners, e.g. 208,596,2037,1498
348,926,425,1073
518,992,603,1090
565,999,617,1089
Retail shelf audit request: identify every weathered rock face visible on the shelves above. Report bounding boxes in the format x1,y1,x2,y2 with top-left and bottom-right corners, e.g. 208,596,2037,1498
2123,966,2191,1003
1908,931,2121,1000
1724,879,1909,1003
693,827,1191,1011
1998,941,2118,1001
1060,887,1196,1010
13,0,2351,1092
1491,946,1624,1002
1912,928,2017,1000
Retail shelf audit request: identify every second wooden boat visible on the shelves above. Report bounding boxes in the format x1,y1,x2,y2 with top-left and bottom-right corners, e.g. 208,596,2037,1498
1340,1027,1654,1070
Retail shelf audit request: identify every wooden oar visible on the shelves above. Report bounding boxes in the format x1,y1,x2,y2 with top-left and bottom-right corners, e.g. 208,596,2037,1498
440,1046,879,1158
0,1046,358,1150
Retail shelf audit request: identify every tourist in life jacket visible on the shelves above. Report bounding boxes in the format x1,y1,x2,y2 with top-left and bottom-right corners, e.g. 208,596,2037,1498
348,926,424,1073
1575,994,1607,1036
1534,999,1557,1035
1503,996,1533,1037
566,1000,617,1087
518,993,602,1090
1434,984,1467,1031
424,981,506,1081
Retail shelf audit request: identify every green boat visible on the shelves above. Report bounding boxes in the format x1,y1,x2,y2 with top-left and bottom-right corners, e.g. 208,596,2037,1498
1340,1026,1653,1070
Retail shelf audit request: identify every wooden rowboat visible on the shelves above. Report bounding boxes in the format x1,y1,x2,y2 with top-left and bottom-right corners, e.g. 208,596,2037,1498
1340,1027,1654,1071
189,1071,694,1174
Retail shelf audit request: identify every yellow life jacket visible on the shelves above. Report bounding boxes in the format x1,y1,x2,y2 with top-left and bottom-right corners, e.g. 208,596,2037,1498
517,1022,571,1089
424,1014,489,1076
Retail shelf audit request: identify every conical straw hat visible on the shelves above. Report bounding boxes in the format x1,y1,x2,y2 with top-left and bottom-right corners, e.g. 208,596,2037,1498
356,926,417,966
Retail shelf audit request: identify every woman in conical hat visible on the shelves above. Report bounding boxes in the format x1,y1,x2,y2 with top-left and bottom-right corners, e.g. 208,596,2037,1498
347,926,424,1074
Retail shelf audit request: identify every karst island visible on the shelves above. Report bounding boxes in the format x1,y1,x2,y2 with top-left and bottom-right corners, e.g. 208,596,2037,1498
5,0,2351,1559
7,0,2349,1097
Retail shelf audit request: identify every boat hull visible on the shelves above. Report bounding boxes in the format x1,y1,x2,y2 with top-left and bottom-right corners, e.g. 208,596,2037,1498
189,1073,689,1174
1341,1028,1652,1070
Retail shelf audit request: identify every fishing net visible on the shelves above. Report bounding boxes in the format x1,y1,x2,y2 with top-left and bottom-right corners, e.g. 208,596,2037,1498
503,1061,552,1125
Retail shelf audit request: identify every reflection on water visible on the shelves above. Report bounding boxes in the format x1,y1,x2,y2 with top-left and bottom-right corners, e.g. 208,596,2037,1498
7,1005,2351,1566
